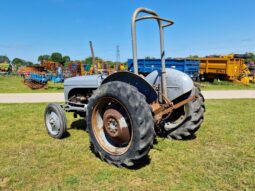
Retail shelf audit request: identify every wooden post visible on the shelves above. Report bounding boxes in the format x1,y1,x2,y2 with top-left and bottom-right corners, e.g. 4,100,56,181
89,41,97,74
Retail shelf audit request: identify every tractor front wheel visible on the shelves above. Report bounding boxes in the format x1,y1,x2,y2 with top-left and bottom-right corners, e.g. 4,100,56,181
44,103,67,139
87,81,155,167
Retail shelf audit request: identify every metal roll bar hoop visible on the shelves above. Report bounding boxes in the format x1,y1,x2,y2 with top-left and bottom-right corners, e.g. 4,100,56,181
131,8,174,99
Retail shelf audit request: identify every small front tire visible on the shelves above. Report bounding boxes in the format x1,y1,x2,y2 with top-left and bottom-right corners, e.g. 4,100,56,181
44,103,67,139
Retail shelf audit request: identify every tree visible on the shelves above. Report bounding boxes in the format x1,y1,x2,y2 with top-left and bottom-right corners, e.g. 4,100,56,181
0,55,10,63
26,61,34,66
245,52,255,63
85,57,93,65
145,56,156,59
106,61,114,68
188,55,199,58
84,56,103,65
38,54,50,62
12,58,25,66
12,58,34,66
51,52,63,63
62,56,71,65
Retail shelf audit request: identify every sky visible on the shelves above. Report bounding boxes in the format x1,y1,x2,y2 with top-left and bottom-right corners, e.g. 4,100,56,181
0,0,255,63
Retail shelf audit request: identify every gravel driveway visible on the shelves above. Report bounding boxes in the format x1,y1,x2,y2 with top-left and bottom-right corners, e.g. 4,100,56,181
0,90,254,103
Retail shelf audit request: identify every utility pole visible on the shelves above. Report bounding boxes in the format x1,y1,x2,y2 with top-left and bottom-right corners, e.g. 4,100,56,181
89,41,97,74
116,45,120,70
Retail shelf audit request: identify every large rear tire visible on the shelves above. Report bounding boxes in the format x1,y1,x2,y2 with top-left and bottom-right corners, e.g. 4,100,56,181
164,86,205,140
87,81,155,167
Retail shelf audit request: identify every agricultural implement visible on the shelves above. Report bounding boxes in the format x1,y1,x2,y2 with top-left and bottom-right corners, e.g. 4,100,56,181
44,8,205,167
24,72,48,89
0,62,12,75
24,69,64,89
21,63,64,89
199,54,250,84
128,58,200,80
41,60,60,72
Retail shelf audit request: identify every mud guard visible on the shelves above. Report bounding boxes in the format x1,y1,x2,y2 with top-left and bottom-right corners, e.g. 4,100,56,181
145,68,194,101
102,72,158,104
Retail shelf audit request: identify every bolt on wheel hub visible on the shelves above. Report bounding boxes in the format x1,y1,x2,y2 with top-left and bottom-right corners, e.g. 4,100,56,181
49,117,56,127
46,112,60,136
106,117,118,135
103,108,130,144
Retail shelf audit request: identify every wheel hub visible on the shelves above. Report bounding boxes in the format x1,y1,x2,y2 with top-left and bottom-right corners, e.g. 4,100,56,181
106,117,118,135
46,112,60,135
49,117,56,127
103,108,130,144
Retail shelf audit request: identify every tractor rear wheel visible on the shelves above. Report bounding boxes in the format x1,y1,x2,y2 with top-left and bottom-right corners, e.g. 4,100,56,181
164,86,205,140
87,81,155,167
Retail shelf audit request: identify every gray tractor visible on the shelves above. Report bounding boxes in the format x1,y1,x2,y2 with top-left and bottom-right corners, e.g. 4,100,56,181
44,8,205,167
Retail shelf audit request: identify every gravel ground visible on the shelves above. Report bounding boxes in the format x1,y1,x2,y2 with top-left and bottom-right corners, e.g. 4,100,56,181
0,90,255,103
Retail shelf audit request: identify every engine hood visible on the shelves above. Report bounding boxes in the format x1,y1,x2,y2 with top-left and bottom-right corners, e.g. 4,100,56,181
64,74,104,88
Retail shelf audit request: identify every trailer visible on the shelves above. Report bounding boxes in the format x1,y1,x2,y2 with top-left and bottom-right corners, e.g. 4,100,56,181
24,72,48,89
128,58,200,79
24,70,64,89
199,56,247,82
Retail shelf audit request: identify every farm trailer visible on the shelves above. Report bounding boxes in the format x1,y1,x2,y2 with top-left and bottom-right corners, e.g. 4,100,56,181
128,58,200,80
199,55,249,84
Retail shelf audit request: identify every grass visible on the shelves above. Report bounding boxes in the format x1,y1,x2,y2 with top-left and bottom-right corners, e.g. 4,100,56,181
0,100,254,190
0,75,63,93
1,75,255,93
197,80,255,90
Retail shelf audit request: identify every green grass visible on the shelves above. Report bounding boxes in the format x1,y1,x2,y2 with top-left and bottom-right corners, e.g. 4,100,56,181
0,100,254,190
1,75,255,93
197,80,255,90
0,75,63,93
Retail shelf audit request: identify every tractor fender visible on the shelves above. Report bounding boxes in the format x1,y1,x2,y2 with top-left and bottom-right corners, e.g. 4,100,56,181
145,68,194,101
102,71,158,104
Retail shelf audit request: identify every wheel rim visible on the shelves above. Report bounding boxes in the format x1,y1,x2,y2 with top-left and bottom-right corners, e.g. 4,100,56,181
165,105,187,129
91,97,132,155
46,111,61,136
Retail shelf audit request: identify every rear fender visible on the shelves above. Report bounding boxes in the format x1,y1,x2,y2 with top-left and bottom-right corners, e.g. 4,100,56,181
145,69,194,101
102,72,158,104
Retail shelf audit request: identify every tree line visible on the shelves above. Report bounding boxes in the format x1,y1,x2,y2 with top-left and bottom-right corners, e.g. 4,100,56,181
0,52,126,68
38,53,70,66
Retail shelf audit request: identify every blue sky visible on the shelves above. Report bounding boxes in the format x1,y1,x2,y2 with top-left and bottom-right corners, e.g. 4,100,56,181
0,0,254,63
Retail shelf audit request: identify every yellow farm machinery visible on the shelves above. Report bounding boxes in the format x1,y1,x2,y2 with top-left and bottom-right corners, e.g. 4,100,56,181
0,62,12,75
198,54,254,85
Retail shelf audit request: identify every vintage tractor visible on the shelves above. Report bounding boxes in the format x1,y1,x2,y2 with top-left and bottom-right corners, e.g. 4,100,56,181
44,8,205,167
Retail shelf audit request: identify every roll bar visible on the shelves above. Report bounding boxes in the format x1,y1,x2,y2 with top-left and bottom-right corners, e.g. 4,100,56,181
131,8,174,98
